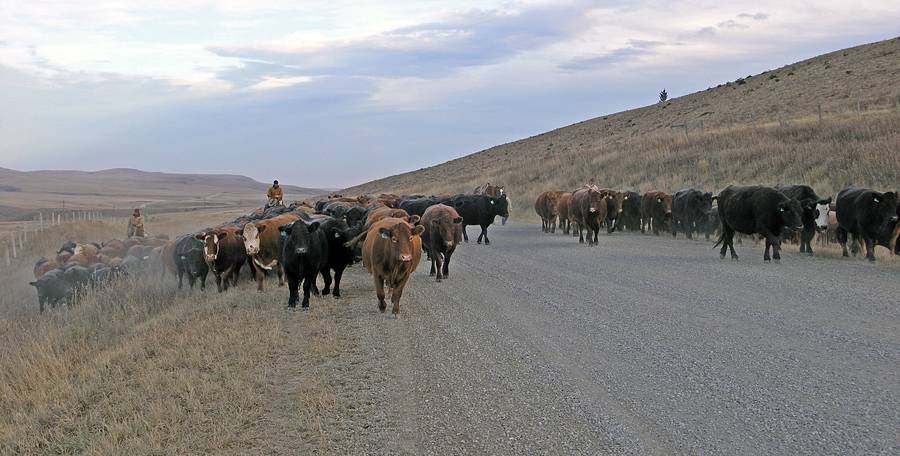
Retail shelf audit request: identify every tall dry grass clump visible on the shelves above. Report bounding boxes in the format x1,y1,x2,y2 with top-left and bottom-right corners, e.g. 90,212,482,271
0,220,283,453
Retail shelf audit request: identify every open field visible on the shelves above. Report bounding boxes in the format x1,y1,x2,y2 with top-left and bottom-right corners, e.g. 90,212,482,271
1,216,898,454
0,167,323,221
342,37,900,222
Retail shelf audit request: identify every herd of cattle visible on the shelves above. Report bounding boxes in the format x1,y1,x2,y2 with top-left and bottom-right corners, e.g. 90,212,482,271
28,187,510,316
535,184,900,262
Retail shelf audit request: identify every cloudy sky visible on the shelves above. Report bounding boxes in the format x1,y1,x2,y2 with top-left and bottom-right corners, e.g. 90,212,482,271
1,1,898,188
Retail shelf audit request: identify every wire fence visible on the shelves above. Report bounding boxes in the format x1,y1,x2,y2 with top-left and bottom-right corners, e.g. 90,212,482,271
1,210,133,268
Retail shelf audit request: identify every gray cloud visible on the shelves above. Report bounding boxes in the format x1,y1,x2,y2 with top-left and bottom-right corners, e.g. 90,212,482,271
208,5,592,87
737,13,769,21
718,19,748,29
559,39,664,71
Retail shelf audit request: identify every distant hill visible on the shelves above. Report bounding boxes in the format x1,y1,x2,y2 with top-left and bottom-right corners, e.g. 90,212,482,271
0,167,324,220
342,36,900,220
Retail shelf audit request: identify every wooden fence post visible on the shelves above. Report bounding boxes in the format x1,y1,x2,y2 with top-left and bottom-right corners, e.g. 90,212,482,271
22,223,27,244
5,242,9,266
817,104,822,122
40,213,44,232
11,236,17,259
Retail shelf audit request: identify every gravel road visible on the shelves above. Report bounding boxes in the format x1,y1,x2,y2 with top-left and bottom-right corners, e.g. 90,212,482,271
277,222,900,455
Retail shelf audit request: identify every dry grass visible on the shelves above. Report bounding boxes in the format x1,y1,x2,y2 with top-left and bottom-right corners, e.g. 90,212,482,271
0,216,376,454
342,37,900,222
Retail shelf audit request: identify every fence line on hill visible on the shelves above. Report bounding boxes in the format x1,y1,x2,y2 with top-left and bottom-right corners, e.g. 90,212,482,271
2,209,118,268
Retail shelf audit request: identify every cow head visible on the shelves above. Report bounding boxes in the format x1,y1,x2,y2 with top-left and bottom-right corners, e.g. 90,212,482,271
586,189,607,215
814,197,832,231
241,223,263,256
777,198,804,232
378,222,425,262
195,231,228,262
431,214,464,248
280,220,320,255
871,191,899,229
490,194,510,219
655,193,673,216
606,190,625,214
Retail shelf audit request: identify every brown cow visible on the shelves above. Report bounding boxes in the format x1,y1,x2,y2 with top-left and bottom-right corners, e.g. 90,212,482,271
597,189,625,233
195,225,247,292
555,192,574,235
421,204,463,282
100,239,127,258
161,239,178,277
534,191,563,233
571,187,608,246
240,213,301,291
33,258,60,279
362,217,424,315
641,191,673,235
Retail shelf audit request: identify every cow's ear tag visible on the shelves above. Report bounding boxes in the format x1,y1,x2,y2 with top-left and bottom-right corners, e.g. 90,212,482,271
380,232,391,239
490,201,495,205
873,197,880,203
779,207,785,212
280,231,287,237
334,232,340,238
657,198,662,203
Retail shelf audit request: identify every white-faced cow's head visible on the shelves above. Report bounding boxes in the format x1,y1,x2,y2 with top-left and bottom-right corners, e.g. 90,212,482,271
241,223,263,256
195,231,227,262
815,198,831,231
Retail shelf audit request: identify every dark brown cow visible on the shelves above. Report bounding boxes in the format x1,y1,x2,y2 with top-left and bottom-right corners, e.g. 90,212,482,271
99,239,127,258
534,191,563,233
571,187,608,246
597,188,625,233
240,213,301,291
641,191,673,235
556,192,574,235
362,217,424,315
344,208,420,248
421,204,463,282
195,225,247,292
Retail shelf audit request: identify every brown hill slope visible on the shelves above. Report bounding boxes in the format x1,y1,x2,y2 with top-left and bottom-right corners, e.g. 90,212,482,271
342,37,900,220
0,168,324,218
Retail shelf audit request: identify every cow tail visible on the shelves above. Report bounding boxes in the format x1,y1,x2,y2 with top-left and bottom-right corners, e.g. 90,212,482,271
713,231,725,249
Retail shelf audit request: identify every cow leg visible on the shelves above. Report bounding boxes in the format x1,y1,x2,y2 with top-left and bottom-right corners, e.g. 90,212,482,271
177,266,184,290
443,249,453,279
199,272,207,291
428,246,437,276
254,266,265,292
763,237,772,262
836,227,849,256
320,268,333,295
435,252,444,282
214,271,223,293
332,266,345,298
277,265,286,287
864,236,876,262
462,225,469,242
391,275,412,316
286,274,299,308
374,275,387,312
482,225,490,245
772,238,782,263
301,274,313,307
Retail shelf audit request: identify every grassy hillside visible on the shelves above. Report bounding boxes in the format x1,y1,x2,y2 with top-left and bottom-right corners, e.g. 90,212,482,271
0,168,324,219
342,37,900,221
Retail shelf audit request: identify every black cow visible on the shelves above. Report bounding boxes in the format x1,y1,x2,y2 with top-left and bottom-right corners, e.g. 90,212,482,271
399,196,450,217
29,269,69,312
775,185,831,255
29,265,92,313
344,206,368,228
315,215,356,298
174,234,209,290
671,189,713,239
715,186,804,262
835,187,899,262
619,191,642,232
450,194,510,244
703,205,721,240
280,217,329,308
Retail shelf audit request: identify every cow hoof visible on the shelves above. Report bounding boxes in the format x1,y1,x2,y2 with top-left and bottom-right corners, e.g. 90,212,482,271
436,277,442,282
773,258,781,264
333,291,341,298
429,271,435,276
720,254,726,260
477,241,482,245
485,241,491,245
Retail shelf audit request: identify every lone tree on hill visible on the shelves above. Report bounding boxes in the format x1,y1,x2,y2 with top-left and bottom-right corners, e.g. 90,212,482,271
659,89,668,103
